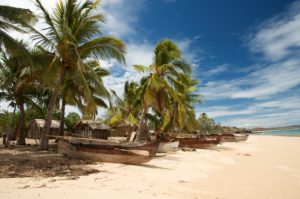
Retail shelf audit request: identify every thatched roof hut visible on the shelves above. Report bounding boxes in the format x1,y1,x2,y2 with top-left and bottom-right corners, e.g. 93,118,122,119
28,119,66,139
73,120,111,139
110,120,133,137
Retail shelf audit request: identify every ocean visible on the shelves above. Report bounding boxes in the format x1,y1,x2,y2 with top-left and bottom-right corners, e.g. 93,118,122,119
259,128,300,136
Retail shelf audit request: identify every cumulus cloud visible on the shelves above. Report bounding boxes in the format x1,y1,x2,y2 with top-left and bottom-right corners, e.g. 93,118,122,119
100,0,145,38
249,1,300,61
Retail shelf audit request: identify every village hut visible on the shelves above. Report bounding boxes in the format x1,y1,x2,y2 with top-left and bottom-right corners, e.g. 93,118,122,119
27,119,67,139
73,120,111,139
110,120,132,137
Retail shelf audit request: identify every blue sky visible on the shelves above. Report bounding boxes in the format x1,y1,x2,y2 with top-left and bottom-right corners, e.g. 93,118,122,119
1,0,300,128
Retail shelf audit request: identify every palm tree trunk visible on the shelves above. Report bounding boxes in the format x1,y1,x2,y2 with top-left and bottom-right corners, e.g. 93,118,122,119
8,105,17,140
59,96,65,136
170,103,177,135
134,106,149,143
16,103,26,145
40,67,66,150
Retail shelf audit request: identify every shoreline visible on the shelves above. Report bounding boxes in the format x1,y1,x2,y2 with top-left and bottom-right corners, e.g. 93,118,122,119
1,135,300,199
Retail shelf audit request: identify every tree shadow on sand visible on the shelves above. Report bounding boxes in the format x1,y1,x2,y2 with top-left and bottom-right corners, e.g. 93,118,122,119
0,145,99,178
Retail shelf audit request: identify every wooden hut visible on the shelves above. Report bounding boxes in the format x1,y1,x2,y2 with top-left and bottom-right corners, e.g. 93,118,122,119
28,119,67,139
111,120,132,137
73,120,111,139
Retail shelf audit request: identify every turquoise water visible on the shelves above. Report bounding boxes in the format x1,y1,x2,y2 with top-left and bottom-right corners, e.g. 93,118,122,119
259,128,300,136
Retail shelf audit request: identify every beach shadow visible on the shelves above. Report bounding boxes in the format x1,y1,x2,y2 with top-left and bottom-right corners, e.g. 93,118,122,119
210,145,234,151
136,164,172,170
154,154,181,161
0,145,99,178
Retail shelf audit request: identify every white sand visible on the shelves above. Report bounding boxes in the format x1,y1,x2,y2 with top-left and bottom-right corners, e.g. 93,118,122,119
1,135,300,199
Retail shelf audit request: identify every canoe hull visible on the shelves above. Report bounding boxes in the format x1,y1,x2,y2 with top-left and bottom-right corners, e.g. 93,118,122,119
175,137,221,148
233,134,248,142
158,141,179,153
211,134,248,142
57,137,160,165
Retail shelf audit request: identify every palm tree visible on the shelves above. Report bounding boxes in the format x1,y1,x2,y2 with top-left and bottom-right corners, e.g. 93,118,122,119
59,62,110,135
107,81,141,127
30,0,126,149
0,5,36,55
167,74,201,134
133,40,191,141
0,42,48,145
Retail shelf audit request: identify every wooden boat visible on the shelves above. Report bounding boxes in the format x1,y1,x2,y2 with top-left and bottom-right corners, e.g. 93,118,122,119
158,141,179,153
57,136,160,165
211,133,248,142
233,134,248,141
175,135,221,148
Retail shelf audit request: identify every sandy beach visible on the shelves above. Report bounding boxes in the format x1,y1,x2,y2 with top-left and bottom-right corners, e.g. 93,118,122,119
1,135,300,199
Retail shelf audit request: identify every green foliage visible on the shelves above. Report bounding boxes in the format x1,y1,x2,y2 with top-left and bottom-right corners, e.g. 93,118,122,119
0,111,17,134
197,113,216,134
107,81,141,126
0,5,36,56
65,112,81,132
132,39,202,134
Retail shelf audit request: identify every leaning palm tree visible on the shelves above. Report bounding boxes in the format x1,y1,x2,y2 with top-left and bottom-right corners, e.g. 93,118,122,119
30,0,126,149
0,5,36,55
133,40,191,141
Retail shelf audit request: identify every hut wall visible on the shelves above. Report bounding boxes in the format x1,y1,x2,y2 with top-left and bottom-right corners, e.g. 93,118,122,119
111,126,131,137
91,129,111,139
28,123,40,139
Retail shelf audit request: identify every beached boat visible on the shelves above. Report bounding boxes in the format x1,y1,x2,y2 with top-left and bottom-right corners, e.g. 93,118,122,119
212,133,248,142
175,136,221,148
57,136,160,165
233,134,249,141
158,141,179,153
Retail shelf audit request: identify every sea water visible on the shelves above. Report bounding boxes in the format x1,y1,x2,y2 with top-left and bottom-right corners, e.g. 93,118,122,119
259,128,300,136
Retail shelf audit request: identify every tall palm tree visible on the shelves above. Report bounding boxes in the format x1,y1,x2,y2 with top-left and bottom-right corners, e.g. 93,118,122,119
30,0,126,149
133,40,191,141
0,5,36,55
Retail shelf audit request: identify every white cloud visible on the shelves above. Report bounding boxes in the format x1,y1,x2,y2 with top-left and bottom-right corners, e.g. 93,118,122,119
200,54,300,101
249,1,300,61
205,64,228,77
221,110,300,128
100,0,145,38
200,95,300,128
197,106,258,118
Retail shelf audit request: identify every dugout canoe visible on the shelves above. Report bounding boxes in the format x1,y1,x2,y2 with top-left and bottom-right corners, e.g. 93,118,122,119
175,136,221,148
57,136,160,165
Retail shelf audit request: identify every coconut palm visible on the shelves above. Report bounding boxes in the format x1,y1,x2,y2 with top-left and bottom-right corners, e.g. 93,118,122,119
133,40,191,141
30,0,126,149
